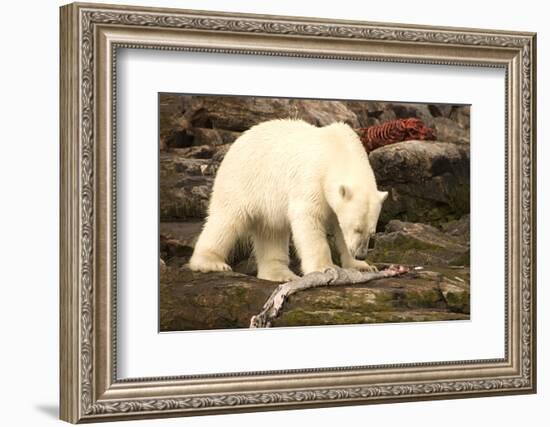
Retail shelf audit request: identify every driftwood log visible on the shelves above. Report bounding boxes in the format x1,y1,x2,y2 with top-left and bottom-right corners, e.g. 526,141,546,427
250,265,409,328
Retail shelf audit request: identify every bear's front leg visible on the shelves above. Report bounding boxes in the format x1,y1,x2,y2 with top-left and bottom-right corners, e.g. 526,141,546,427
332,222,378,272
289,209,335,275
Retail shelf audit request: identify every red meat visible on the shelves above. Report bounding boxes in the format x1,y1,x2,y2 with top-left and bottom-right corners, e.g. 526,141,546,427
356,118,436,152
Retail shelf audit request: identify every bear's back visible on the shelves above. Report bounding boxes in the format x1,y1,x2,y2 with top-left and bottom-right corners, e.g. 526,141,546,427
234,119,319,152
218,119,323,177
228,119,363,160
216,119,370,186
209,119,372,218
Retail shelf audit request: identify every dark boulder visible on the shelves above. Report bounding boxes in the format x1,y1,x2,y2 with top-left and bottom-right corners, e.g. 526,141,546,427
368,219,470,266
369,140,470,226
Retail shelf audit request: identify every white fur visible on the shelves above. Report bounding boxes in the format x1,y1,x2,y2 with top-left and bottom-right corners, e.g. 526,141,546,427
189,119,388,281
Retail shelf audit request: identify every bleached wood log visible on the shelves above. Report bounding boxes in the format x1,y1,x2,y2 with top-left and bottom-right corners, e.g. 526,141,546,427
250,265,409,328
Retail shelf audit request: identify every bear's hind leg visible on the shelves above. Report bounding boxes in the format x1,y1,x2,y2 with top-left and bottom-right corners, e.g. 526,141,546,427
253,229,299,282
189,213,242,273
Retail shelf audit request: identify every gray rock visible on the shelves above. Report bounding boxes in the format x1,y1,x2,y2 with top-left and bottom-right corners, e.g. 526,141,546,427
369,140,470,226
450,105,471,130
439,214,470,240
368,219,470,266
186,128,242,147
160,177,212,221
180,95,360,131
159,151,214,220
175,145,216,159
428,104,454,118
212,144,232,162
342,100,370,127
159,94,189,149
159,258,167,273
159,94,243,148
382,103,435,128
360,101,398,124
433,116,470,144
159,141,242,221
160,221,204,261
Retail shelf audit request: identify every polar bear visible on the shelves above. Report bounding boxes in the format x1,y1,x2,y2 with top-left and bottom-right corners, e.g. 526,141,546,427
189,119,388,282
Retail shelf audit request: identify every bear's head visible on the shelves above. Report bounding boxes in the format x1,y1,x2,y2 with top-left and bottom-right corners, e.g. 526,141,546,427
332,184,388,259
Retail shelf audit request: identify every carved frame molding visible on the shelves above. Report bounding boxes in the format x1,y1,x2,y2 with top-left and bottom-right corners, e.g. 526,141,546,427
60,2,536,423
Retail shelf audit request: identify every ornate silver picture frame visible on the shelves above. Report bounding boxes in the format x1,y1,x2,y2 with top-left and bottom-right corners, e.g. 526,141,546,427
60,2,536,423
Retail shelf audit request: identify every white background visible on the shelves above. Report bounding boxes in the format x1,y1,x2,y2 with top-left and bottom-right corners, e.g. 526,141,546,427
118,49,505,377
0,0,546,426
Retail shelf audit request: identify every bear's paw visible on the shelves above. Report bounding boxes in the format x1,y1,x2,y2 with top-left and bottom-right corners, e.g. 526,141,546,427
189,256,232,273
341,259,378,272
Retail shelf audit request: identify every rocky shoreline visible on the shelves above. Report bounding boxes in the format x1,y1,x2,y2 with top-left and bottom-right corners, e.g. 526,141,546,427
158,95,470,330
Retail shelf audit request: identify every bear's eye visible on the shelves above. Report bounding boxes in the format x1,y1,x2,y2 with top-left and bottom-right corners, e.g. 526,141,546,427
354,228,363,234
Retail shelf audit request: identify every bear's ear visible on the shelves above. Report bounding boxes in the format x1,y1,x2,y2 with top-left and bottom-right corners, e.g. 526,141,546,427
339,185,351,200
378,190,388,202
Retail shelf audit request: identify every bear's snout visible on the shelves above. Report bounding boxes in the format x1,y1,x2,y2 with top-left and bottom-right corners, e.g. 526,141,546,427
353,235,372,260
